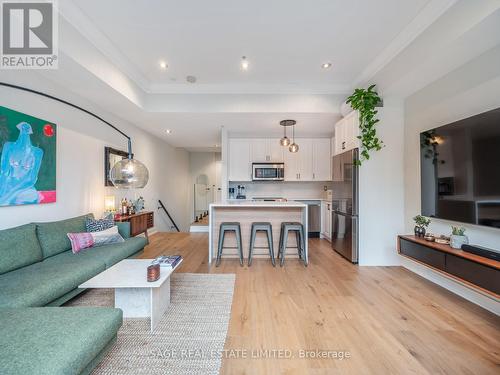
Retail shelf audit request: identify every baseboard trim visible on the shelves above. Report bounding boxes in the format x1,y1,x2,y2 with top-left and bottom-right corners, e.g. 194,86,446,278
190,225,209,233
401,256,499,315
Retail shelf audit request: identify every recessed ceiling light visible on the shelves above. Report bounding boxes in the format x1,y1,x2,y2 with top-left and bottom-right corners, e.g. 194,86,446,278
166,129,172,134
241,56,249,71
159,61,168,70
186,75,197,83
321,62,332,69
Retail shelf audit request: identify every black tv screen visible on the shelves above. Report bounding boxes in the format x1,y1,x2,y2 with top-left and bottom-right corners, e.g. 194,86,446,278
420,107,500,229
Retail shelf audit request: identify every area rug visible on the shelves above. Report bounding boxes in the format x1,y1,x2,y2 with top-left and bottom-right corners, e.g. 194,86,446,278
65,273,236,375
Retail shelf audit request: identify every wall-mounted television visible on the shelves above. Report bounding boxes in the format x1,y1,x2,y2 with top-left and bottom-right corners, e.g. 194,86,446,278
420,107,500,229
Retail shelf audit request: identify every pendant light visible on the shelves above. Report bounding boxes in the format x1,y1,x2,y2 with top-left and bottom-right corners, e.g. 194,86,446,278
279,119,295,147
110,139,150,189
289,122,299,153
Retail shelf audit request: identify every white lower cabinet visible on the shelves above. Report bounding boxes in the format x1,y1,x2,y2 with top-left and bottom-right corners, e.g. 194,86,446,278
321,201,332,241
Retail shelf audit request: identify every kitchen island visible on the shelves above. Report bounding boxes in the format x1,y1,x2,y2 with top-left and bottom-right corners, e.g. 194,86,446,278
208,201,308,264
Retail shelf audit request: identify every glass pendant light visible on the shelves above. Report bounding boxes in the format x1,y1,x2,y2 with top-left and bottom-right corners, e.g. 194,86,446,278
289,123,299,153
279,119,295,147
110,139,150,189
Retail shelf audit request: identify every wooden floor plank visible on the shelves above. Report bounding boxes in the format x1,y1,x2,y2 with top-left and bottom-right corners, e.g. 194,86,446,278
140,233,500,375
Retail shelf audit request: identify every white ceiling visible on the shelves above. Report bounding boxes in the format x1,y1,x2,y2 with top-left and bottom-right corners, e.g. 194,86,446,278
72,0,430,93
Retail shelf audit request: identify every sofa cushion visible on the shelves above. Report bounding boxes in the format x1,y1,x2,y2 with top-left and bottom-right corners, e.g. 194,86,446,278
79,236,146,267
0,306,122,375
36,214,93,259
0,253,105,308
0,223,43,275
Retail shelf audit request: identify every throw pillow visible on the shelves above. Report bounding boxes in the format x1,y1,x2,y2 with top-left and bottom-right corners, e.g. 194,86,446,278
92,226,125,247
85,218,115,232
67,232,94,254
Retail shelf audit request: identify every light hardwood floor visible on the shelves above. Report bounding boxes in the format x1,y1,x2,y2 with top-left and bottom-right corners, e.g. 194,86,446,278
141,232,500,375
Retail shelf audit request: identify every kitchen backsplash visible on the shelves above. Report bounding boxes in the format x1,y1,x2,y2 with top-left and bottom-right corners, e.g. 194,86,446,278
228,181,331,199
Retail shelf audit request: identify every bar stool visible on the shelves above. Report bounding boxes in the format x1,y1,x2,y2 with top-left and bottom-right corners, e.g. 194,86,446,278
278,222,307,267
216,222,244,267
248,222,276,267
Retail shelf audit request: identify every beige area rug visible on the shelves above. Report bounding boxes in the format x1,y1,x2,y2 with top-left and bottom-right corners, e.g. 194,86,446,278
66,273,236,375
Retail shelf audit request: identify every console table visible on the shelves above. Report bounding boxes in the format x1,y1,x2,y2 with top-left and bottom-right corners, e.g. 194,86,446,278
116,211,154,239
398,235,499,299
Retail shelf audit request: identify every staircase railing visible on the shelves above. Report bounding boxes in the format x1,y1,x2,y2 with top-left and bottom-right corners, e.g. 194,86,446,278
157,200,180,232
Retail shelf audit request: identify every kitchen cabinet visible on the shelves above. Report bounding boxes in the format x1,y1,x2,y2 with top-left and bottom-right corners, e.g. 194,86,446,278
228,138,251,181
285,138,330,181
250,138,284,162
284,138,312,181
334,111,359,155
228,137,331,182
312,138,331,181
321,201,331,240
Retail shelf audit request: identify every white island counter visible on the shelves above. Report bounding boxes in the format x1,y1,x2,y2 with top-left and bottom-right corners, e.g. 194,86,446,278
208,201,308,264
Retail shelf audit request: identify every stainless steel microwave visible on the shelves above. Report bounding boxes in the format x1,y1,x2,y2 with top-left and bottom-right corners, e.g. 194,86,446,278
252,163,285,181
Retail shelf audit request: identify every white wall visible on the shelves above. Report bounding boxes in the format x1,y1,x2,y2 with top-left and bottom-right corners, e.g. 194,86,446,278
0,80,190,231
403,45,500,313
358,99,406,266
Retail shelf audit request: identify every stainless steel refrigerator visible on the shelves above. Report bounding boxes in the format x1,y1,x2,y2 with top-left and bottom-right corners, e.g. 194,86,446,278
331,149,359,263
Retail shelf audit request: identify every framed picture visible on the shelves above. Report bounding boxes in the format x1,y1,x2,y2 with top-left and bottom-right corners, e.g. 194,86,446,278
104,147,131,187
0,106,57,206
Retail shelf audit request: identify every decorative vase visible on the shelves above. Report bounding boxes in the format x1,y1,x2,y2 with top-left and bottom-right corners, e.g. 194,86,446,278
450,234,468,249
414,226,426,237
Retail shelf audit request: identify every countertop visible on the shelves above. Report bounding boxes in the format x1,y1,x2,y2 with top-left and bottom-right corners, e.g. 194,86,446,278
210,200,307,208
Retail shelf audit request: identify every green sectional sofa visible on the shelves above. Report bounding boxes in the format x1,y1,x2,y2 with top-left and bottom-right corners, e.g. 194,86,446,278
0,214,148,375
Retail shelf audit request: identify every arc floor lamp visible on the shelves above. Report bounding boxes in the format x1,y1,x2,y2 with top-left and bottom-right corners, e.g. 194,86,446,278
0,82,149,189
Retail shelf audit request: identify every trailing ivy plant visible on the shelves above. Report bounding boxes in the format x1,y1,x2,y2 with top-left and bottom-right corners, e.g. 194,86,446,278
346,84,383,165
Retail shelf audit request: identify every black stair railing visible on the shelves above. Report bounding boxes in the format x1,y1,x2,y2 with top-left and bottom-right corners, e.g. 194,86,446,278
158,200,180,232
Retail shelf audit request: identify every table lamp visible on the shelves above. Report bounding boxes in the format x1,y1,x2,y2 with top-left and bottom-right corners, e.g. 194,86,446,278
104,195,116,212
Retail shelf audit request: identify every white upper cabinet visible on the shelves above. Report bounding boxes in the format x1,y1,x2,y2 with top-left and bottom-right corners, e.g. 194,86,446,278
334,111,359,155
250,138,283,162
229,137,331,182
284,138,331,181
312,138,331,181
268,138,284,162
228,138,251,181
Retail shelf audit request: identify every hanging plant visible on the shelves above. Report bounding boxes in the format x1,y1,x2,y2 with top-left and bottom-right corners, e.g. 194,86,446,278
346,84,383,165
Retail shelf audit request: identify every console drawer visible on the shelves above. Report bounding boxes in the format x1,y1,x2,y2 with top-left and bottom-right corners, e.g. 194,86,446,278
445,254,500,295
400,239,446,271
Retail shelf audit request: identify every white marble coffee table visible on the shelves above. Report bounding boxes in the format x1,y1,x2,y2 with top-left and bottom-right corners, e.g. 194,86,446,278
79,259,182,332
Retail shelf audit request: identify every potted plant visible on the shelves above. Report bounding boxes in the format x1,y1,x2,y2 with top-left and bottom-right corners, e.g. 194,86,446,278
450,226,468,249
413,215,431,237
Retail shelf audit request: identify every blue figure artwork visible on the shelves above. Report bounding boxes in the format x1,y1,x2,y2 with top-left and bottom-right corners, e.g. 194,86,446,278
0,122,44,205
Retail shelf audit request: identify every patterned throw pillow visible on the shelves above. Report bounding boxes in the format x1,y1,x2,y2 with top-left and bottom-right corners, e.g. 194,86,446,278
85,218,114,232
67,226,124,254
67,232,94,254
92,226,125,247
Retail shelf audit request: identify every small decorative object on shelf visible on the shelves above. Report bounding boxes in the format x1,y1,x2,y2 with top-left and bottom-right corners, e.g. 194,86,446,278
424,233,435,242
413,215,431,237
147,264,160,282
133,196,145,213
450,226,468,249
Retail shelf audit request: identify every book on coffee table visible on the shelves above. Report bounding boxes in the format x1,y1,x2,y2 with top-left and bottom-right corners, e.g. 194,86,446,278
151,255,182,268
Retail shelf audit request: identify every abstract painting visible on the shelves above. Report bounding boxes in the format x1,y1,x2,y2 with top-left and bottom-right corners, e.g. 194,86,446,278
0,106,56,206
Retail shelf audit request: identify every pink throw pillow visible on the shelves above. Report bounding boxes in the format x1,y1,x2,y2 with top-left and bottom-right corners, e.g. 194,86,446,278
67,232,95,254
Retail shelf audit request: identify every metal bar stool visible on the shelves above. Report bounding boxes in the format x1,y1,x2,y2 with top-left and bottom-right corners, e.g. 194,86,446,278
278,222,307,267
248,222,276,267
216,222,244,267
